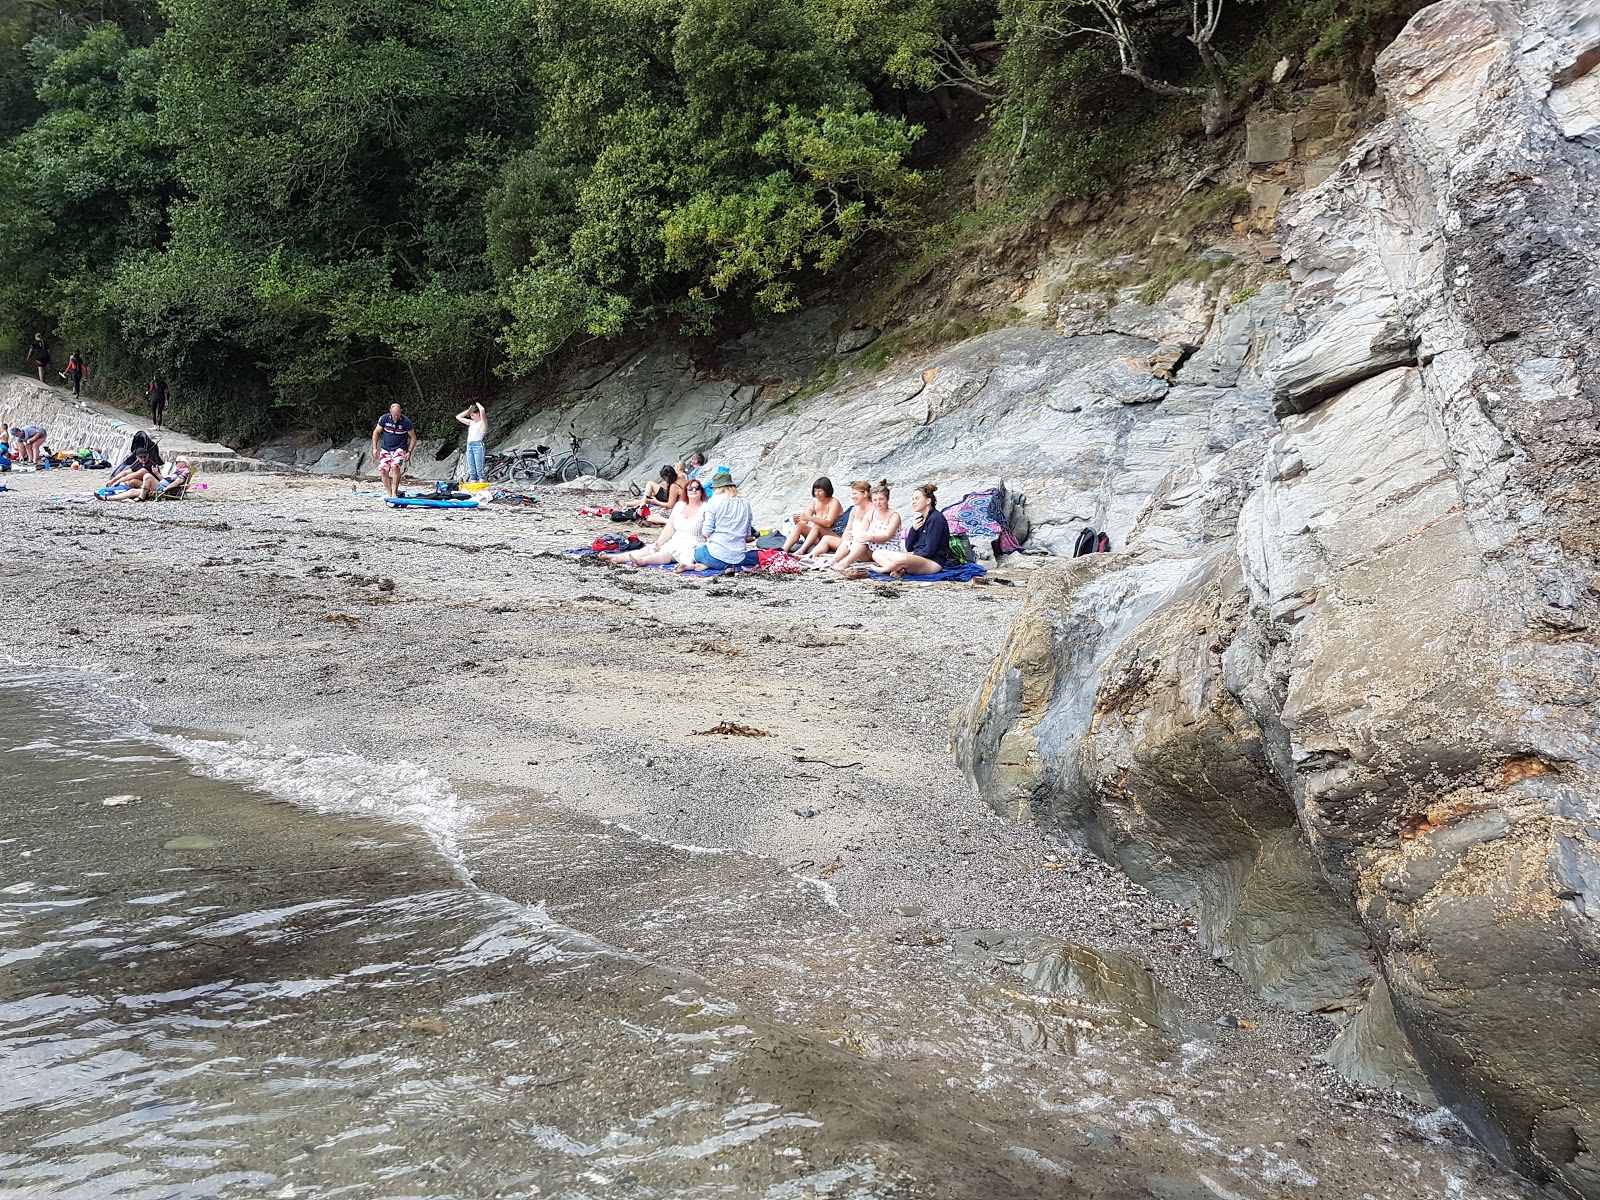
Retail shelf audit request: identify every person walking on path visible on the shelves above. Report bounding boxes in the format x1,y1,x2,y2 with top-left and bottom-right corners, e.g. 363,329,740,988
455,401,487,483
26,335,49,383
146,373,169,427
371,401,416,499
64,351,86,398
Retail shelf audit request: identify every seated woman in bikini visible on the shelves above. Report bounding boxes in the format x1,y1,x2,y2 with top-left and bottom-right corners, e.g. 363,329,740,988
108,448,161,491
105,457,190,501
640,464,678,505
827,480,901,574
783,476,845,554
641,464,683,521
807,480,870,559
606,477,707,566
872,482,951,578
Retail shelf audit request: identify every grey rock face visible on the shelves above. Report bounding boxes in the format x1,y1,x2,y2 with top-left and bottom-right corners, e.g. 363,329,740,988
308,443,369,477
955,2,1600,1194
503,321,1278,557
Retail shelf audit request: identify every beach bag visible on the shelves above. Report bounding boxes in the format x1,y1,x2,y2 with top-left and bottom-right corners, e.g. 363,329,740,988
755,531,786,550
757,549,803,574
949,535,971,565
1096,531,1111,554
1073,527,1098,558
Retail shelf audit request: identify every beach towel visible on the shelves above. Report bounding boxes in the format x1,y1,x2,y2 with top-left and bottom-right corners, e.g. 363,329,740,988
643,549,763,578
867,562,988,584
942,489,1022,554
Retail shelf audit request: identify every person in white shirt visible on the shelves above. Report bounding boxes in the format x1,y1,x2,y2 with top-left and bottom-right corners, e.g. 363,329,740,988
607,478,708,565
679,470,753,573
456,402,489,482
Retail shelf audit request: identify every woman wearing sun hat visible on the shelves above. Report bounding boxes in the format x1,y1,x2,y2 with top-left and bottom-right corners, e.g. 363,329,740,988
680,469,753,573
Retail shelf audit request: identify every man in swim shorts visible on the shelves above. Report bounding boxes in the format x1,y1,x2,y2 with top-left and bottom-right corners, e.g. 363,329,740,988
370,402,416,499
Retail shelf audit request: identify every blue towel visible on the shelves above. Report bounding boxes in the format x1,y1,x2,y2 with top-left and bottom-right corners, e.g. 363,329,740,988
644,549,761,578
867,562,988,583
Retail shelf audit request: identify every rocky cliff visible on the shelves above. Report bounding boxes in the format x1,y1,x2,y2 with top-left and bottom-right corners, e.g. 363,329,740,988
953,2,1600,1195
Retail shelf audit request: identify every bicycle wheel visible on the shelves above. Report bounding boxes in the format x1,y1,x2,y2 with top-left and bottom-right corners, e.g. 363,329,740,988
560,457,598,483
508,453,543,483
485,456,512,483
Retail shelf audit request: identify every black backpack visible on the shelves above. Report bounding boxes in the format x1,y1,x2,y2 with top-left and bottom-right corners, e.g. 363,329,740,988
1073,527,1098,558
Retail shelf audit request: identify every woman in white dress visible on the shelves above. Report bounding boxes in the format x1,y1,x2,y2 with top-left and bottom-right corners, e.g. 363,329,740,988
606,478,708,566
826,480,901,574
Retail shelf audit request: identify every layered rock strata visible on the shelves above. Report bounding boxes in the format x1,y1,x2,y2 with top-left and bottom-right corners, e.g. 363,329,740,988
955,3,1600,1195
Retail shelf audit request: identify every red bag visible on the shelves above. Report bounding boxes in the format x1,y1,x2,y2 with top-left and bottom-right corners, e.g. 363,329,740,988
757,549,803,574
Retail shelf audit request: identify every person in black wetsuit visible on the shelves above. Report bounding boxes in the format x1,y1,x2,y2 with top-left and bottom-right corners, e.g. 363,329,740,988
147,373,169,427
26,334,49,383
872,481,952,578
64,351,86,398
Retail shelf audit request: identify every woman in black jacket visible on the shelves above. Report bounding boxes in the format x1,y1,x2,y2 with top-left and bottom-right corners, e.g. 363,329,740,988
872,482,952,578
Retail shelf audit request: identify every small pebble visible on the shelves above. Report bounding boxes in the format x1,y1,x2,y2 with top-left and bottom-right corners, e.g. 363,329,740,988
896,905,922,917
102,795,139,807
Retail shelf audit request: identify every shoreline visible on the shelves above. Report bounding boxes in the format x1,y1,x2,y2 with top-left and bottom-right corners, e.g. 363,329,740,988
2,466,1536,1198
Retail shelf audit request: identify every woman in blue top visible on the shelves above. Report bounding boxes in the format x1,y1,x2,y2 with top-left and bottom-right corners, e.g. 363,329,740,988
872,482,952,578
679,469,753,573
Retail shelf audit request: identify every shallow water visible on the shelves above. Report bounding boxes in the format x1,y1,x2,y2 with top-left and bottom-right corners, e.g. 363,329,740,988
0,673,1536,1199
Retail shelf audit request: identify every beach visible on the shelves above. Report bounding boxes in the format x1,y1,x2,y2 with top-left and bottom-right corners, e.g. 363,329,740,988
0,466,1538,1198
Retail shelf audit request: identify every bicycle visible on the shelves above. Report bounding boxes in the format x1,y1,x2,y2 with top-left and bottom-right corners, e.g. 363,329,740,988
482,451,519,483
507,433,598,484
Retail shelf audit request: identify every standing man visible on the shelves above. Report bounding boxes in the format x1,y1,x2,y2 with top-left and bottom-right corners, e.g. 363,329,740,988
147,373,169,427
371,401,416,499
26,334,49,383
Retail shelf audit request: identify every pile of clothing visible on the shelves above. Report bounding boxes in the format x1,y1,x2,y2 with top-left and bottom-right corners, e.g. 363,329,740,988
940,488,1023,556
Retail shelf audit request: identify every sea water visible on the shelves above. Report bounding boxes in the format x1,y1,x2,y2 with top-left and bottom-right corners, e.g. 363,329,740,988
0,673,1537,1199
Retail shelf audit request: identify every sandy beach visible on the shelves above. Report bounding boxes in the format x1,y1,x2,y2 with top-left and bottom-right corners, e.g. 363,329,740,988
1,462,1544,1199
4,469,1301,1003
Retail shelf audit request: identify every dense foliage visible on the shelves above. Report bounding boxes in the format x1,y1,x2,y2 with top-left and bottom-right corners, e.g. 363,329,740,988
0,0,1419,441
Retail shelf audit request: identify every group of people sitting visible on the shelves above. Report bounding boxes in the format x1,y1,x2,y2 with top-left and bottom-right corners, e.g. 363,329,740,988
782,476,954,578
609,471,954,579
101,431,191,500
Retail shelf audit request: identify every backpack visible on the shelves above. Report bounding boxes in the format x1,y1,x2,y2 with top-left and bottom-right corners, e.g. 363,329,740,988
948,535,971,565
1073,527,1098,558
1095,532,1111,554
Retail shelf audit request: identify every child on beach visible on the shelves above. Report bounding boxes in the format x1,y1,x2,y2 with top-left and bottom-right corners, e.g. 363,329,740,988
455,401,488,482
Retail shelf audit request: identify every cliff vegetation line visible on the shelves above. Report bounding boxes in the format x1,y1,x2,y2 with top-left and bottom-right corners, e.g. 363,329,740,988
0,0,1421,444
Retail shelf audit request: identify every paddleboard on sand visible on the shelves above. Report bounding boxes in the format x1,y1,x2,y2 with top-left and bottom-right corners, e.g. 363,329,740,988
384,496,480,509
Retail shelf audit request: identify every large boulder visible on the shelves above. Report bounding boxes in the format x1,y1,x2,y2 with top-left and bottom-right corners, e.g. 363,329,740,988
955,2,1600,1193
